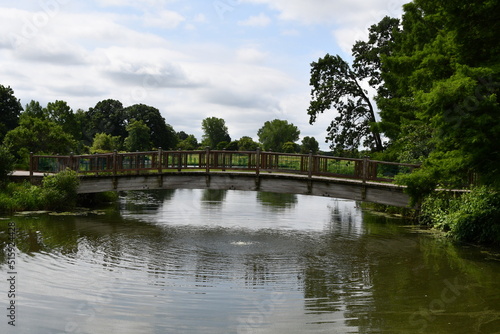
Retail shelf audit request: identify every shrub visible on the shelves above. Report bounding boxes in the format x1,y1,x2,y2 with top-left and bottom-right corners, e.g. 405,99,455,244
421,186,500,245
0,145,14,188
42,168,80,211
395,168,438,206
12,182,46,211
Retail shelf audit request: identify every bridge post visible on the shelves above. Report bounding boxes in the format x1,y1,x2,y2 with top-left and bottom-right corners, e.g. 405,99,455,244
158,147,163,173
362,156,369,183
177,148,182,172
29,152,34,184
206,147,210,173
308,151,313,179
70,152,77,171
222,149,226,172
256,148,260,176
113,150,118,176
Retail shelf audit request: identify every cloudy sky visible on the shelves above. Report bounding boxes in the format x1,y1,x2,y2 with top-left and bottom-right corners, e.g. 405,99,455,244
0,0,406,149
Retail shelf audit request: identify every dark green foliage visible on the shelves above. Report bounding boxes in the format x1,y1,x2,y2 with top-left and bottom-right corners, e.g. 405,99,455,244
0,169,79,212
300,136,319,154
421,187,500,245
281,142,299,153
125,104,177,149
4,114,77,159
45,100,82,141
237,136,259,151
216,141,229,150
395,168,437,207
90,133,121,153
177,135,199,150
124,120,152,152
257,119,299,152
0,145,14,188
84,99,126,144
226,141,239,151
201,117,231,149
41,168,80,211
0,85,22,141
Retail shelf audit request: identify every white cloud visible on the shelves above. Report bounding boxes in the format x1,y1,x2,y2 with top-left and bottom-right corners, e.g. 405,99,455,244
236,47,268,63
238,13,271,27
241,0,405,26
143,10,185,29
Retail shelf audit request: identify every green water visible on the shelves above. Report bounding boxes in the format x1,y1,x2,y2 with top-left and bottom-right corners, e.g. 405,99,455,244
0,189,499,333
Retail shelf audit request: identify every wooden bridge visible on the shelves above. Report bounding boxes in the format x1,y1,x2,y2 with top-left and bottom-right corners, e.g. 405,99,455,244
28,149,421,208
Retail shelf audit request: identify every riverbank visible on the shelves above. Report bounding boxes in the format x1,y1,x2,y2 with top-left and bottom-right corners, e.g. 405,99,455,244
364,186,500,247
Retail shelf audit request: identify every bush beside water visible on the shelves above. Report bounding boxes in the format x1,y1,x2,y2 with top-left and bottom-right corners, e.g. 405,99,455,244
420,186,500,246
0,169,80,212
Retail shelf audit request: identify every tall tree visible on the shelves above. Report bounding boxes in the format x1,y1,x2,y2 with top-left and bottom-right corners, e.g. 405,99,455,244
4,114,77,157
45,100,81,140
308,54,383,153
124,120,152,152
238,136,259,151
90,133,121,154
177,135,199,150
84,99,126,144
201,117,231,149
307,17,401,154
257,119,300,152
24,100,45,118
0,85,22,141
125,104,177,149
300,136,320,154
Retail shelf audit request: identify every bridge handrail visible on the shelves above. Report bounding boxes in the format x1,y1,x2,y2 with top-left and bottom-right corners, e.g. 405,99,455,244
29,149,421,183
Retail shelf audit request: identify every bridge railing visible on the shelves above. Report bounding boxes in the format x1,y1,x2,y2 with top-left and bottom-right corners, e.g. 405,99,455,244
29,149,420,183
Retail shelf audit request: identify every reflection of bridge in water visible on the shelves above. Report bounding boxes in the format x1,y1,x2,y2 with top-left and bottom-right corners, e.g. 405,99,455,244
29,149,422,208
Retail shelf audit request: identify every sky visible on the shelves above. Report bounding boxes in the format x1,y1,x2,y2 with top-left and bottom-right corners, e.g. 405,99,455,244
0,0,406,150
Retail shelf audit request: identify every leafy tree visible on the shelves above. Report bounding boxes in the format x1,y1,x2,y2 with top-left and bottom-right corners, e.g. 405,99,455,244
282,142,299,153
238,136,259,151
177,135,199,150
201,117,231,148
307,54,383,153
4,114,77,160
124,120,152,152
90,133,121,153
84,99,126,144
45,100,81,140
300,136,320,154
226,141,239,151
0,85,22,141
177,131,189,141
216,141,229,150
0,145,14,188
125,104,177,149
257,119,300,152
380,0,500,189
24,100,45,118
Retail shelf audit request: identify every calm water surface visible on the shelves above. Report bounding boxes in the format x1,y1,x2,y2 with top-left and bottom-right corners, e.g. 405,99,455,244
1,189,499,334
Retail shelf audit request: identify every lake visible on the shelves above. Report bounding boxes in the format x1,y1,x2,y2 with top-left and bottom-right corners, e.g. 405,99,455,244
1,189,499,333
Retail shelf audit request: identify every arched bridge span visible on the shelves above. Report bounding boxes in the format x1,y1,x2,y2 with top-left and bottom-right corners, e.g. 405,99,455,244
29,149,421,207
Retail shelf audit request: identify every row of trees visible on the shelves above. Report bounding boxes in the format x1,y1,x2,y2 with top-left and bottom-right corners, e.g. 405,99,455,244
0,88,320,168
